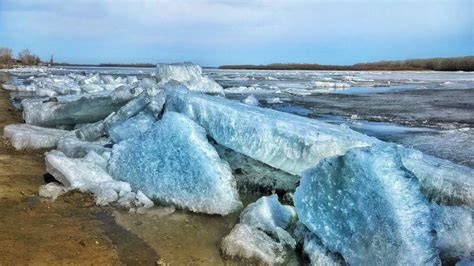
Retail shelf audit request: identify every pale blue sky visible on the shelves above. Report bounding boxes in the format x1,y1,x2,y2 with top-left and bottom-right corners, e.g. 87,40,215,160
0,0,472,66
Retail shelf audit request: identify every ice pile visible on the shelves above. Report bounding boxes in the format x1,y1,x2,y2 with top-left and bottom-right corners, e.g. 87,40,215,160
156,63,224,95
4,72,142,97
294,144,473,264
108,112,242,215
166,87,378,175
221,195,296,264
3,64,474,264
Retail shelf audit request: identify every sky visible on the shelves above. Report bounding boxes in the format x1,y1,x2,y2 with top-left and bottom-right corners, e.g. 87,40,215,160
0,0,472,66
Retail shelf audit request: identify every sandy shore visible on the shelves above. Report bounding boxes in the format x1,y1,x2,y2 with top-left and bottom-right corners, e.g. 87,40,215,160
0,86,165,264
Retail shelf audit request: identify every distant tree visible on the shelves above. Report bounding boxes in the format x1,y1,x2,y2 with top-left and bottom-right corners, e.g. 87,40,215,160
0,47,13,65
18,49,41,65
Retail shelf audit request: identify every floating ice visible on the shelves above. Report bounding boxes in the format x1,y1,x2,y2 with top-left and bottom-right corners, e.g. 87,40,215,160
108,111,242,215
156,63,224,94
22,92,127,127
240,195,296,247
313,81,350,88
166,88,377,175
4,124,72,150
432,204,474,262
265,97,283,104
107,112,155,143
294,144,439,265
220,223,287,265
242,94,259,106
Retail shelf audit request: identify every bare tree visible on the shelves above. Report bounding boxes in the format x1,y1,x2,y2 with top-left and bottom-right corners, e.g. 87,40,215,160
18,49,41,65
0,47,13,65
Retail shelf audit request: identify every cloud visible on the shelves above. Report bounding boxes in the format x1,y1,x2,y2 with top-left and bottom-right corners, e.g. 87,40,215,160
1,0,472,64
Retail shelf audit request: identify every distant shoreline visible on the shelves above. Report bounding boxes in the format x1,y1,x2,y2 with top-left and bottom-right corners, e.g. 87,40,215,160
219,56,474,72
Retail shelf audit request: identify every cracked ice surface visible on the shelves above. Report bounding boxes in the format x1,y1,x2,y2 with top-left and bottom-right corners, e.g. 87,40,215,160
294,144,440,265
108,111,242,215
165,87,378,175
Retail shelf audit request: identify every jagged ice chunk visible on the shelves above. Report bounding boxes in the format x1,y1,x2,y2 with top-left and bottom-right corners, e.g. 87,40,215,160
108,111,242,215
166,87,377,175
294,144,439,265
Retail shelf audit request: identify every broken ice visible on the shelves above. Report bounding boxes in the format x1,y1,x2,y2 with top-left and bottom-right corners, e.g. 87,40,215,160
108,111,242,215
166,87,377,175
295,144,439,265
4,124,72,150
156,63,224,95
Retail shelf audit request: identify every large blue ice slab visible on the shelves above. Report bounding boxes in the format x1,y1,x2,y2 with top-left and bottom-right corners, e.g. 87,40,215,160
108,111,242,215
294,144,440,265
166,88,377,175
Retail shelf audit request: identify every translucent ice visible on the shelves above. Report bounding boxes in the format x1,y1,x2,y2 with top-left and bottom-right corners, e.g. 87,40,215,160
240,195,296,247
400,148,474,208
56,136,111,158
107,112,155,143
294,144,439,265
166,88,377,175
4,124,72,150
293,223,345,266
108,111,242,215
103,91,151,130
214,143,299,194
432,204,474,262
156,63,224,94
22,92,127,127
220,223,287,265
45,150,132,206
75,120,105,141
